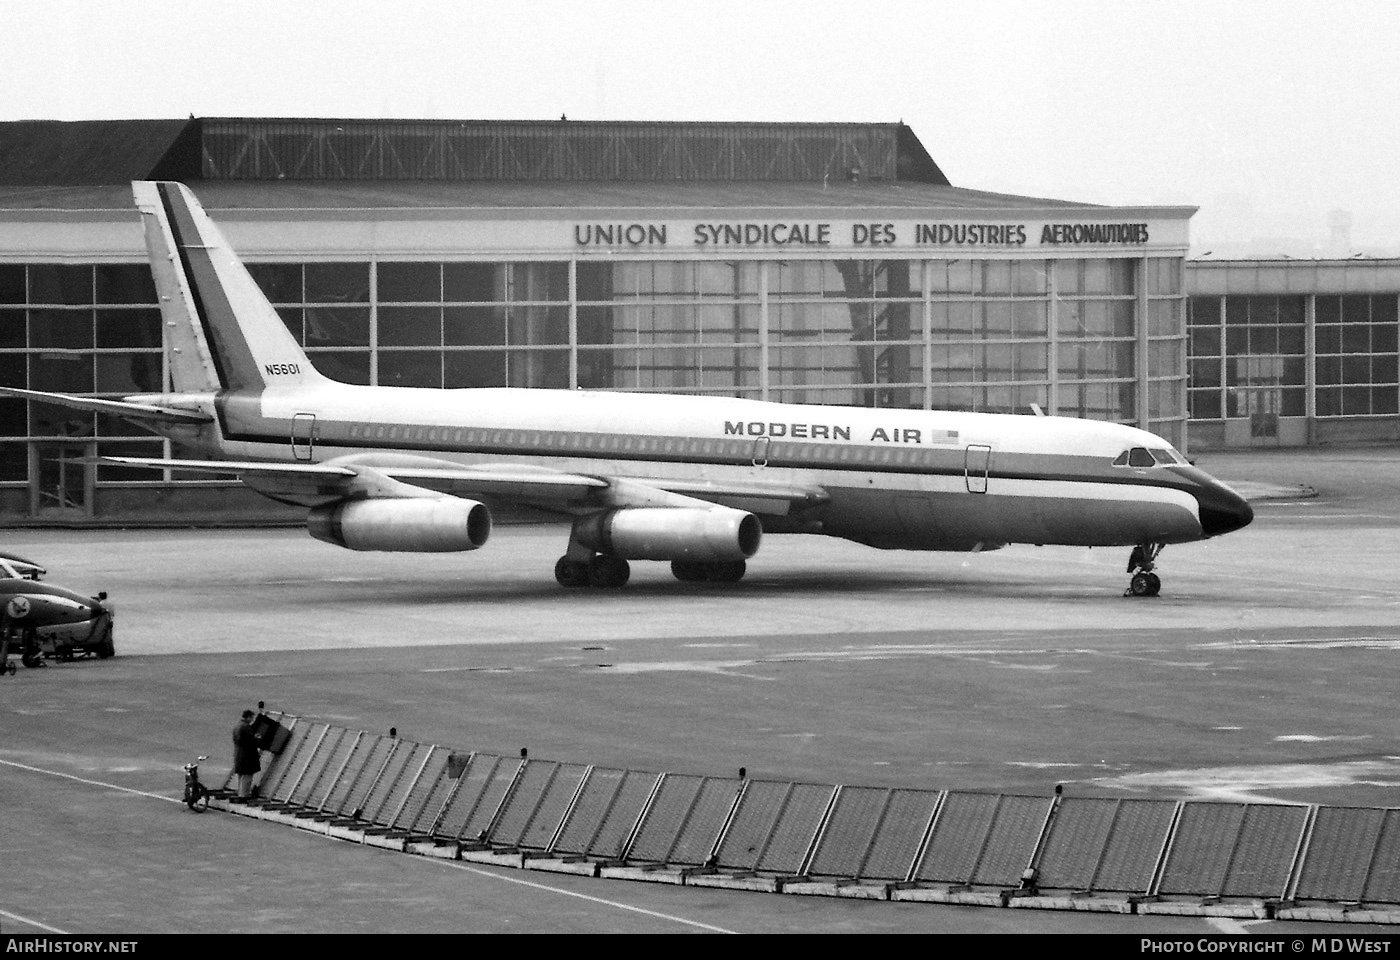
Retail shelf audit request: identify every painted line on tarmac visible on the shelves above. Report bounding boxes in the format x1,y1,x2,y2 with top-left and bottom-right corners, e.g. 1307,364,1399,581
1263,512,1400,521
428,859,737,934
0,908,68,935
0,758,735,935
1199,636,1400,650
0,758,181,805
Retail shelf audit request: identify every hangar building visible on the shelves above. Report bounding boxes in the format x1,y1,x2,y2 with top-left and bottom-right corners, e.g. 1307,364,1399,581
0,118,1390,523
1187,258,1400,448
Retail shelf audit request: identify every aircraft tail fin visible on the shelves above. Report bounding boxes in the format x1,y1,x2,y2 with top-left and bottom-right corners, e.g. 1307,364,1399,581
132,181,326,394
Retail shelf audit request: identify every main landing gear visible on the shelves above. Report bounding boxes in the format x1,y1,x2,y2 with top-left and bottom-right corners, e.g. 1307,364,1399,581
1125,542,1163,598
554,554,748,588
555,554,631,588
671,559,746,583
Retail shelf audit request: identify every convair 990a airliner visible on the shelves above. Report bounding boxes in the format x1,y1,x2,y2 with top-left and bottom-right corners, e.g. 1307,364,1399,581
2,182,1252,596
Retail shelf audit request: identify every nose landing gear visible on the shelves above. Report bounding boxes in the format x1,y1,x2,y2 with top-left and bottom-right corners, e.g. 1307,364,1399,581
1125,543,1163,597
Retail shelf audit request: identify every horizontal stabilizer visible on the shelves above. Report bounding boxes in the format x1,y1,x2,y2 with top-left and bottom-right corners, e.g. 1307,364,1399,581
0,387,212,424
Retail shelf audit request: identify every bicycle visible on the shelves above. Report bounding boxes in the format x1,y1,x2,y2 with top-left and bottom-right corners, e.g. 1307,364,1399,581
182,755,210,812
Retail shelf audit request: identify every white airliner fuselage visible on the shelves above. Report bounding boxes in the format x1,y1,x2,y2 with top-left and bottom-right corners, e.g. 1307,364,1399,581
2,182,1253,594
160,382,1229,550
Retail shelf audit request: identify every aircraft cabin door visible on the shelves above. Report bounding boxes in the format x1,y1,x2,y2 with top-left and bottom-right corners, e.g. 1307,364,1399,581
965,444,991,494
751,436,770,467
291,413,316,461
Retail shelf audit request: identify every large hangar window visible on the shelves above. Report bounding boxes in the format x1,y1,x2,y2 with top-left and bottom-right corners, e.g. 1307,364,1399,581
1145,258,1187,446
926,259,1050,417
1315,295,1399,417
248,254,1181,430
1246,296,1303,422
1187,296,1224,420
770,260,919,409
374,261,568,390
0,264,168,510
252,260,572,389
577,260,759,396
1190,294,1307,438
249,262,372,386
1227,296,1306,437
1054,259,1137,424
1188,281,1400,445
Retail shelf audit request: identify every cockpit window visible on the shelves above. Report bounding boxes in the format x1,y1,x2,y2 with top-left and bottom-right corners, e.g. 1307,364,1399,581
1115,446,1189,468
1108,447,1187,470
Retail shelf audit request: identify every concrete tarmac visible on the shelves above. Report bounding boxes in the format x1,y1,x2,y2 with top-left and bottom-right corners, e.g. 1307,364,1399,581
2,446,1399,934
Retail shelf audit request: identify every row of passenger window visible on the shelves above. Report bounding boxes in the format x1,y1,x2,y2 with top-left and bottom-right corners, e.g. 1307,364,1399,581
336,423,961,468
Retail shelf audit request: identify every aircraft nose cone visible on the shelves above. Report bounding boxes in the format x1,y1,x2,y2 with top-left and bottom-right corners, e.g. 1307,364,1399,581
1198,481,1254,537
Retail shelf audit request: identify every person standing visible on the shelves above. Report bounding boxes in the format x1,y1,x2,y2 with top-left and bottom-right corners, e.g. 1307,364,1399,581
232,709,261,799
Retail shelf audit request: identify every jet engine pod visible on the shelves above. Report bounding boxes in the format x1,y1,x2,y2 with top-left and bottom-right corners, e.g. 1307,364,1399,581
573,507,761,562
307,496,492,552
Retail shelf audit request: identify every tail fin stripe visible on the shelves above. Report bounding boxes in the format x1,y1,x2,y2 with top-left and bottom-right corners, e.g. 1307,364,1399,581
157,183,229,390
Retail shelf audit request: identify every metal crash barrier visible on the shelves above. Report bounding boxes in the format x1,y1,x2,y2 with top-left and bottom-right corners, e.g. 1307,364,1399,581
206,711,1400,924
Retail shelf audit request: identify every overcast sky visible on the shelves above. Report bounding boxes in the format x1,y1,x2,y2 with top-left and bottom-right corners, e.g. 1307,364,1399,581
5,0,1396,254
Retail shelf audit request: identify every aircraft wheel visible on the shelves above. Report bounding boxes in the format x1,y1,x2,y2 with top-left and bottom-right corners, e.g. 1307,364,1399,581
1146,573,1162,597
671,560,704,582
554,557,590,588
589,555,630,588
1128,572,1156,597
2,660,14,676
705,560,747,583
96,641,115,660
21,651,42,668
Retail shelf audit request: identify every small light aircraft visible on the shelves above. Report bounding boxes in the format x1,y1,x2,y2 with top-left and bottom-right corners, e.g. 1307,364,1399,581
0,551,114,672
0,182,1252,596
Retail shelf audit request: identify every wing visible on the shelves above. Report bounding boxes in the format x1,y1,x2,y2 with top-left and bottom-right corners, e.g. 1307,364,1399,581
93,452,826,515
92,455,608,508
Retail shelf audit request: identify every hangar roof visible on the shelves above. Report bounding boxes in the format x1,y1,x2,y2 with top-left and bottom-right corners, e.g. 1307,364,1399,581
0,119,197,186
0,117,948,186
0,119,1197,219
0,179,1108,215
